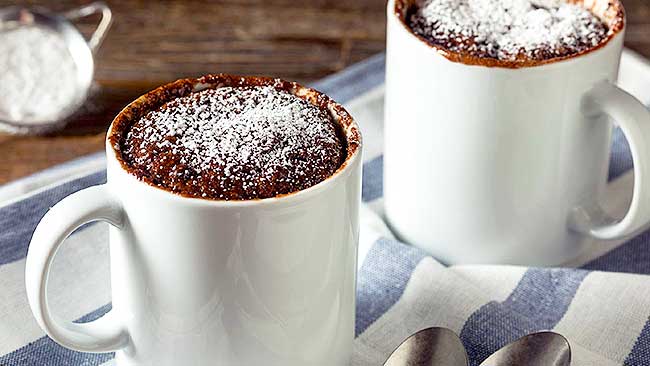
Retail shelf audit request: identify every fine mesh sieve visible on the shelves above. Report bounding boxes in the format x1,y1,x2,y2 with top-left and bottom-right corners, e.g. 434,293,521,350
0,2,112,134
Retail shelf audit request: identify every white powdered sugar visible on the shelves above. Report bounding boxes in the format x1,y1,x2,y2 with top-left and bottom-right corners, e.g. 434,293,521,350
0,26,78,123
122,86,344,200
408,0,609,61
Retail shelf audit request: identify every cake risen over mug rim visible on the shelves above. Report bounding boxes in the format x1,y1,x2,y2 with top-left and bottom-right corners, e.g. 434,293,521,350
393,0,626,69
108,74,361,203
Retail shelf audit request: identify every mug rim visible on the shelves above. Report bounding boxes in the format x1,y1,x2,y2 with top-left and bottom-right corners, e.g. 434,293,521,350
389,0,626,69
106,74,362,207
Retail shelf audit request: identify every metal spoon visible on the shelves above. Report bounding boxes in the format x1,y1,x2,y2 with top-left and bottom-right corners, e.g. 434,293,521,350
384,327,469,366
479,331,571,366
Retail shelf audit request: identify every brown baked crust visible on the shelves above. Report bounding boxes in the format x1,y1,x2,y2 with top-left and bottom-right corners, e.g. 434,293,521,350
394,0,626,69
108,74,361,201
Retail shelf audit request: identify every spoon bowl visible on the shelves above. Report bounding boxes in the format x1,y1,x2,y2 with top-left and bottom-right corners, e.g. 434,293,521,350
384,327,469,366
479,331,571,366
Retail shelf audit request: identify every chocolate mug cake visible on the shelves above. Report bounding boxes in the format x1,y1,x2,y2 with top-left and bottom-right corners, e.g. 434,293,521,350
399,0,624,67
112,76,351,200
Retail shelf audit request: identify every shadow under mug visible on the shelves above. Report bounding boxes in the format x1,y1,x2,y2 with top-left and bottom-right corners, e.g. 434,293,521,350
383,0,650,265
25,75,363,366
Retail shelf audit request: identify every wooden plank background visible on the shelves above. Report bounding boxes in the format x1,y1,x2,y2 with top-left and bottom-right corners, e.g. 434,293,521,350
0,0,648,184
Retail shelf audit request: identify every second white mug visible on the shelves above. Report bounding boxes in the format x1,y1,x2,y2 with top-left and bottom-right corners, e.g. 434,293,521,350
384,0,650,265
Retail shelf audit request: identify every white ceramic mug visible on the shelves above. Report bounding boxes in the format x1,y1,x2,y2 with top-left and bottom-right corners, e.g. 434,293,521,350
384,0,650,265
25,76,362,366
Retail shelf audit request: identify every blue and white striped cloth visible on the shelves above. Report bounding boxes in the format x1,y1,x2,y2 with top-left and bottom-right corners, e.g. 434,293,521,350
2,51,650,366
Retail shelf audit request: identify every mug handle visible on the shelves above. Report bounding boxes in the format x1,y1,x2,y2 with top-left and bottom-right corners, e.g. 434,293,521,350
25,185,130,353
64,1,113,53
570,80,650,240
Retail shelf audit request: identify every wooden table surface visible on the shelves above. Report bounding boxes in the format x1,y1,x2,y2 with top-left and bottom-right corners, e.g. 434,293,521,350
1,0,649,185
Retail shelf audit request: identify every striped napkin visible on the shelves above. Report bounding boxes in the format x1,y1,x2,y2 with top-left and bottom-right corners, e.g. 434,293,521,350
2,51,650,366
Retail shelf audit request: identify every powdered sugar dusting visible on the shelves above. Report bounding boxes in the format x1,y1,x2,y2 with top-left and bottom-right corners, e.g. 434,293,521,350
408,0,610,62
121,86,345,200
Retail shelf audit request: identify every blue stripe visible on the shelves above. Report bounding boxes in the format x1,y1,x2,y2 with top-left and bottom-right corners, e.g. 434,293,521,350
361,156,383,202
625,316,650,366
73,304,112,323
582,230,650,274
0,171,106,266
355,237,427,336
460,268,589,366
610,127,633,181
0,304,113,366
